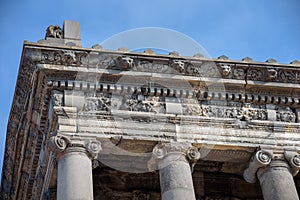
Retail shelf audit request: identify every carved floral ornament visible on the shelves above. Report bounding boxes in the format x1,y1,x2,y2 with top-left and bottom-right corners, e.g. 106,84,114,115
77,92,297,123
25,48,300,83
50,85,298,123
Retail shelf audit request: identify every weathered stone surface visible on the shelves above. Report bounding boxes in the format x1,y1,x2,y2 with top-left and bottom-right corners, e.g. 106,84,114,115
63,20,80,40
57,147,94,200
2,21,300,200
258,162,299,200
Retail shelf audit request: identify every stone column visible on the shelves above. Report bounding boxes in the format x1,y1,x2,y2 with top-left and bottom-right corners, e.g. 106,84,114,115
152,143,200,200
48,135,102,200
243,149,300,200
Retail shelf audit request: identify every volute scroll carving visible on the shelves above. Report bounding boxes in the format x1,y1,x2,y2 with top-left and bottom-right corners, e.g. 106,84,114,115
48,135,102,159
284,151,300,176
244,149,300,183
86,140,102,159
48,135,70,154
243,149,273,183
152,142,200,169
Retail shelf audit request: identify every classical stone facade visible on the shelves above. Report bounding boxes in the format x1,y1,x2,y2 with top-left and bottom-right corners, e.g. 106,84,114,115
1,20,300,200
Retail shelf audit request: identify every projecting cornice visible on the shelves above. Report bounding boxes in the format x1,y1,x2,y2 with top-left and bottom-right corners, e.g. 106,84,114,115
24,41,300,85
2,39,300,199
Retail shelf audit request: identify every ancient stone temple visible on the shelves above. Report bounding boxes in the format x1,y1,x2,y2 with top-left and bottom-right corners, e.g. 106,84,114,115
1,20,300,200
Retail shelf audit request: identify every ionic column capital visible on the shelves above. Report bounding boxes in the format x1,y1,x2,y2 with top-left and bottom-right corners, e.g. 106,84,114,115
284,151,300,176
48,134,102,159
243,149,300,183
152,142,200,170
243,149,273,183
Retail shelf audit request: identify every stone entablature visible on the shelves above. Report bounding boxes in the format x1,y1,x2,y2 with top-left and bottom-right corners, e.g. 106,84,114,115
1,21,300,200
26,43,300,84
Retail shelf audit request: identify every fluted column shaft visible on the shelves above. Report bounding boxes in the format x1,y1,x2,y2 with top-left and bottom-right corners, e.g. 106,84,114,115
153,143,200,200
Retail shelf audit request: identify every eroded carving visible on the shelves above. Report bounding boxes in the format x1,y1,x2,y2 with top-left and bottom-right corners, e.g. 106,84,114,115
267,68,277,80
121,95,165,113
232,68,245,79
48,135,69,153
45,25,62,39
277,107,296,122
48,135,102,160
186,63,201,76
170,60,185,73
52,91,63,107
116,56,134,70
83,95,111,112
279,69,296,82
63,51,76,64
132,60,171,73
26,47,300,84
187,147,201,163
284,151,300,176
132,190,150,200
86,140,102,158
152,142,200,163
243,149,273,183
220,64,231,76
200,62,219,77
247,68,263,81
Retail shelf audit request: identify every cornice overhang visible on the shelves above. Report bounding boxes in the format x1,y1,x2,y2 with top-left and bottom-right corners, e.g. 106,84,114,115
2,41,300,199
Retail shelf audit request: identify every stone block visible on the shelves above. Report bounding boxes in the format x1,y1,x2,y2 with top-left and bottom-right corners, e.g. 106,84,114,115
165,98,182,115
64,90,85,110
64,20,80,40
266,104,277,121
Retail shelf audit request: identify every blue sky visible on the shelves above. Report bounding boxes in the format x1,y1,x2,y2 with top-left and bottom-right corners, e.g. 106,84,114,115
0,0,300,176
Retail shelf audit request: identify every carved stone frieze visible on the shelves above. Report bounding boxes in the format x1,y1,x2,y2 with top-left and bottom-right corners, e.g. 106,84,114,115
266,68,278,80
89,53,116,69
276,108,296,122
170,59,185,73
247,68,264,81
116,56,134,70
232,67,246,79
186,62,201,76
199,62,220,78
65,90,298,123
278,69,297,82
182,103,268,121
120,95,165,113
25,46,300,84
219,63,232,77
40,49,89,66
83,95,111,112
52,90,64,106
132,60,171,73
